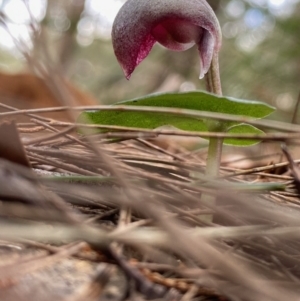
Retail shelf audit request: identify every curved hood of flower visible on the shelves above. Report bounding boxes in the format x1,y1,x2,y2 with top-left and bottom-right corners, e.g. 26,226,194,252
112,0,222,79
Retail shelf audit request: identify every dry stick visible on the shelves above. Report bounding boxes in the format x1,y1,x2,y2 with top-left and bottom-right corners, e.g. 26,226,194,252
23,124,76,145
85,208,119,224
271,191,300,205
221,159,300,178
167,203,215,227
0,101,84,167
2,105,300,132
136,138,187,162
26,145,123,177
17,122,38,126
112,147,206,174
240,172,291,180
28,118,93,150
3,216,300,252
51,120,300,140
27,152,99,176
0,101,53,123
79,132,158,140
18,126,46,133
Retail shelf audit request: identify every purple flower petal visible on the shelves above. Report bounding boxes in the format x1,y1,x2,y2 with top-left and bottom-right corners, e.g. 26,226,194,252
112,0,222,79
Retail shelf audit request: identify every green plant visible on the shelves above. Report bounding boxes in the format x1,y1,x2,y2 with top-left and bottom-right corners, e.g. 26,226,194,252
79,0,275,182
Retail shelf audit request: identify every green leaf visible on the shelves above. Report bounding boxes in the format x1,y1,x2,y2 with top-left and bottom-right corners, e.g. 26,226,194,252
225,124,265,146
79,110,209,131
116,91,274,120
78,91,275,146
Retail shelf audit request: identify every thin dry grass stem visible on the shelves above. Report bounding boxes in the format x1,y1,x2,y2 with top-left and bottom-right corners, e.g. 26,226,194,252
52,119,300,141
84,208,119,224
221,159,297,177
3,104,300,132
270,191,300,204
81,132,158,140
18,126,46,133
251,172,292,180
115,206,133,254
27,152,99,176
23,124,76,145
276,191,298,197
111,219,153,238
136,138,187,161
0,100,53,123
26,146,96,166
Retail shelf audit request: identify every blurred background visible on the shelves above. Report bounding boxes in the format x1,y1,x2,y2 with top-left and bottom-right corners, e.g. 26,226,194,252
0,0,299,121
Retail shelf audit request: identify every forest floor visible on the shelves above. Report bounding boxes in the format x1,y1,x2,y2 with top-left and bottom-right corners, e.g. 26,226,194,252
0,112,300,301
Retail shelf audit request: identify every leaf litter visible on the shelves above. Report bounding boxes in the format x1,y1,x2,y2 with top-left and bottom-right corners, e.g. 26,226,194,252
0,105,300,301
1,24,300,299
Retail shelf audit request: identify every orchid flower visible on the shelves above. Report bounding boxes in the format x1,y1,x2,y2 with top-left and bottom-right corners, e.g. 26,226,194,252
112,0,222,79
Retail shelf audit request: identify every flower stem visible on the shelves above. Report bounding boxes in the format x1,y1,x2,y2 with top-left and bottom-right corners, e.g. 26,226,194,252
205,130,223,177
204,53,223,179
205,53,222,96
201,53,223,215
